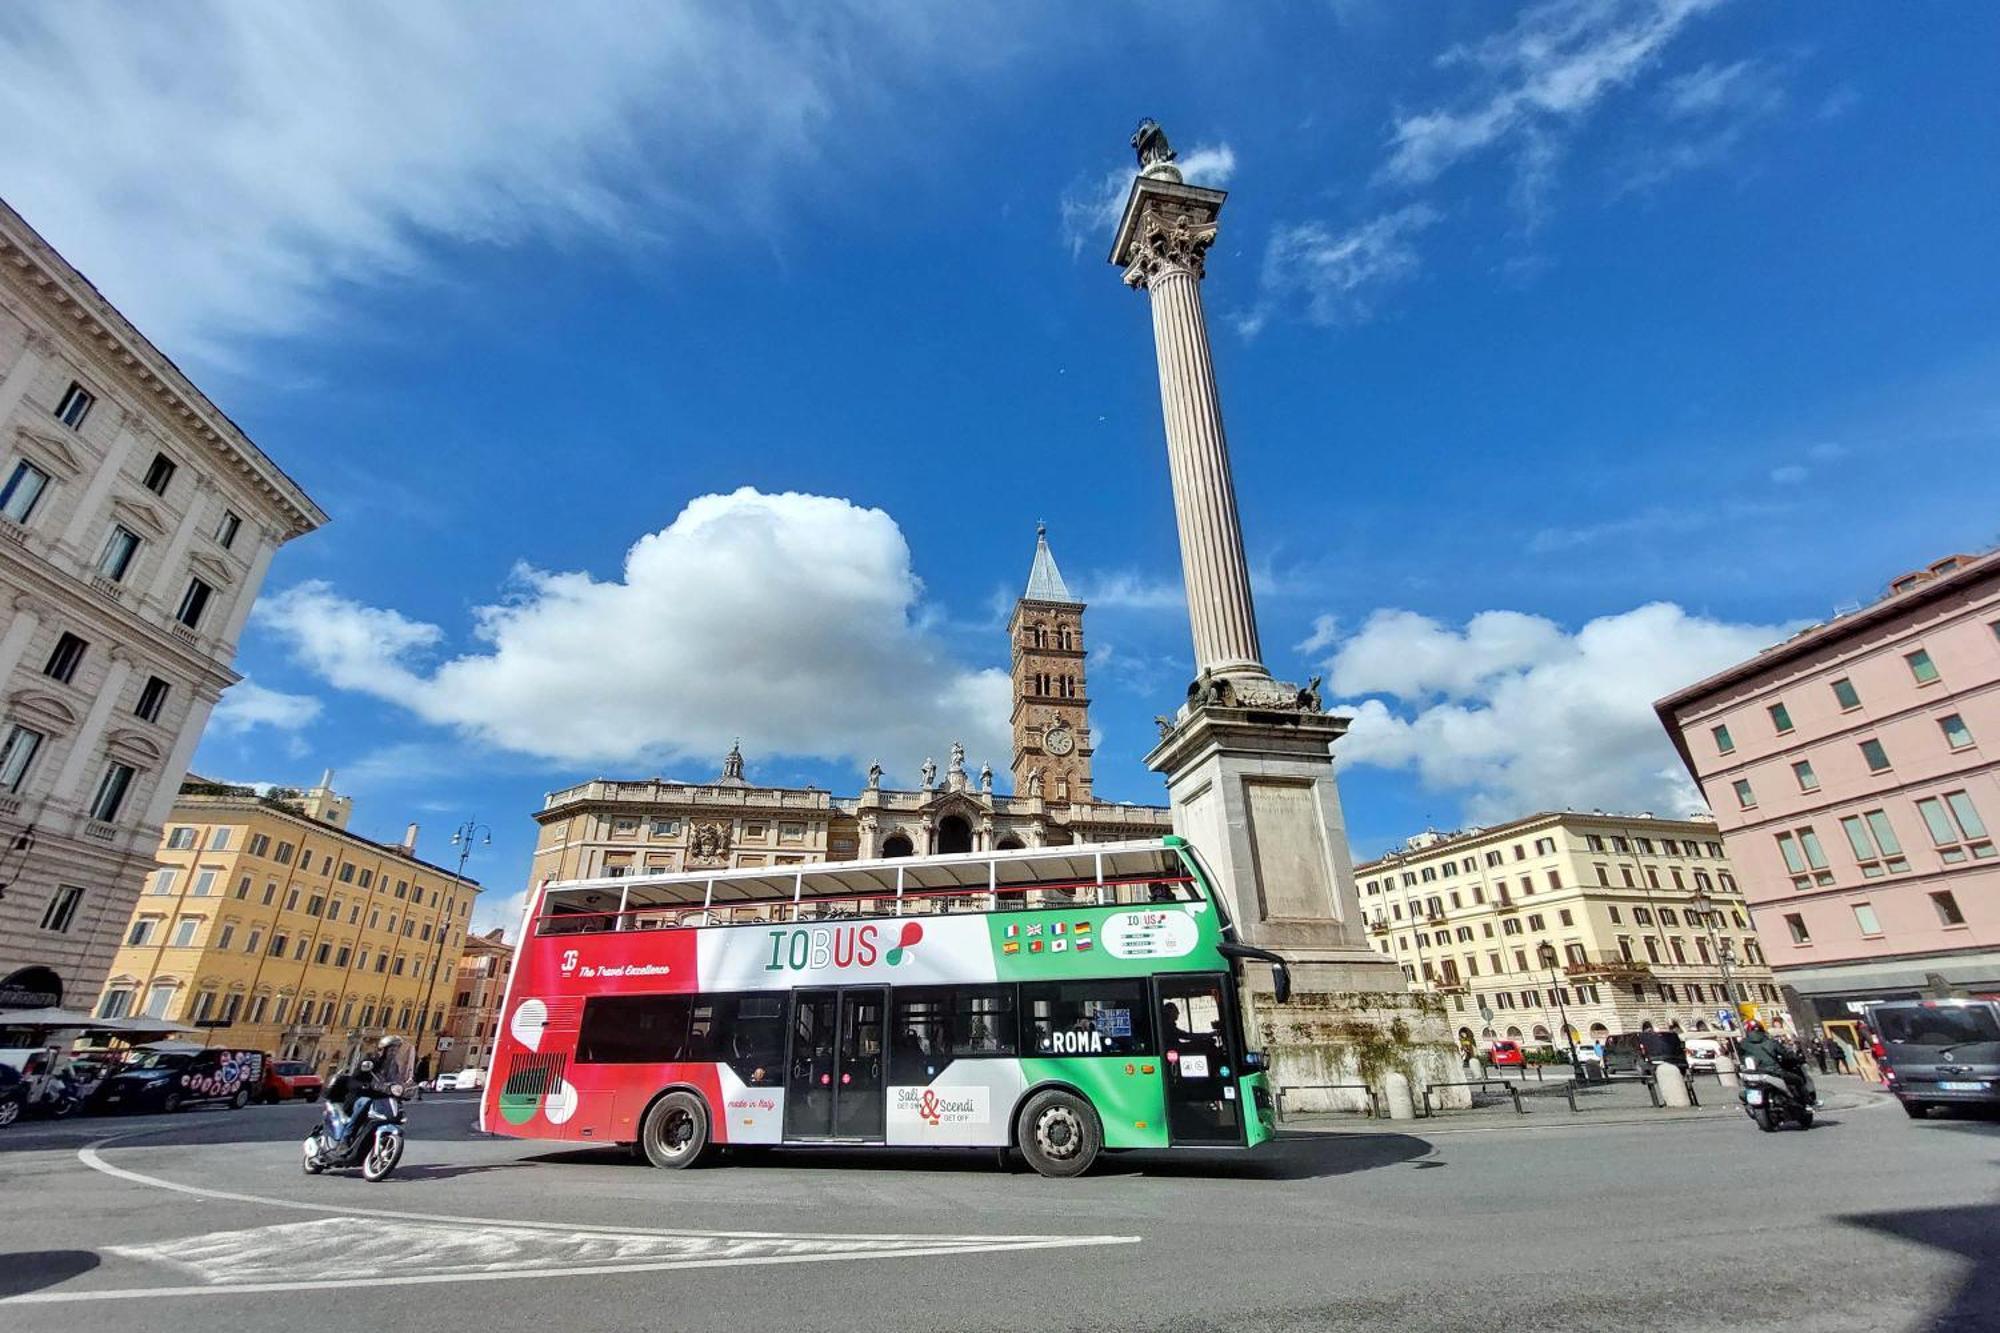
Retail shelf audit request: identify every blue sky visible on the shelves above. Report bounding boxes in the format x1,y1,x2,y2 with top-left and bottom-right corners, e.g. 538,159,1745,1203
4,3,1996,929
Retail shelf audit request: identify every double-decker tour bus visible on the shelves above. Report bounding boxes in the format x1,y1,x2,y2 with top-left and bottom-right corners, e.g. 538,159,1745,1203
481,835,1291,1177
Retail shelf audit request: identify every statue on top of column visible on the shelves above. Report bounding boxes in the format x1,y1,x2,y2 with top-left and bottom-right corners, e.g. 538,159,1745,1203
1131,118,1181,182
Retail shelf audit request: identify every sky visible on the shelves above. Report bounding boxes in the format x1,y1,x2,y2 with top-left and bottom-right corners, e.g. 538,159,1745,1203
3,2,1995,933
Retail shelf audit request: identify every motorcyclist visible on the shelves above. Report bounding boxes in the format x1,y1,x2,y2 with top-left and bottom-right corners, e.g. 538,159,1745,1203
1737,1020,1813,1106
327,1037,403,1149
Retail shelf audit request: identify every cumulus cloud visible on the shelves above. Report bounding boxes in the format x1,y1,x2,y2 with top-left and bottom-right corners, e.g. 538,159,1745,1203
209,679,323,734
254,488,1011,777
1316,601,1793,821
1241,205,1441,334
0,3,992,363
1059,142,1237,258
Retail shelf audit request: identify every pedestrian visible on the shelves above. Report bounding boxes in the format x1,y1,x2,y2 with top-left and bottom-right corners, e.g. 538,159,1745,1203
1827,1035,1852,1075
1811,1036,1828,1075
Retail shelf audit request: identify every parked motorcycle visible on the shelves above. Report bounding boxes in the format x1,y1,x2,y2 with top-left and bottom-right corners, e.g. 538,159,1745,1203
1738,1059,1815,1131
302,1083,408,1181
29,1069,81,1120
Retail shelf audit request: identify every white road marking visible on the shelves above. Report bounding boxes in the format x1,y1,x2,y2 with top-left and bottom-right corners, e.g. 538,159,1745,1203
5,1133,1138,1306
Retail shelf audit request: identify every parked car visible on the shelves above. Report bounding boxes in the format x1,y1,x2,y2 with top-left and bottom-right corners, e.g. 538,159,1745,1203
261,1060,324,1104
1484,1040,1524,1069
432,1067,487,1092
92,1046,268,1114
1685,1037,1728,1073
1864,999,2000,1119
0,1064,26,1128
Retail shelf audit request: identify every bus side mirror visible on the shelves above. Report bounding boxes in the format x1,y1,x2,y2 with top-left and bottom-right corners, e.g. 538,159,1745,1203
1271,961,1291,1006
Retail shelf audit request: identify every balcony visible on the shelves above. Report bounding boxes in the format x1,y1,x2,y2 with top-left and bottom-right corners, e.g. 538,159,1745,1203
88,574,126,604
1367,916,1390,934
82,820,119,843
1564,952,1652,980
169,623,200,647
1494,898,1520,912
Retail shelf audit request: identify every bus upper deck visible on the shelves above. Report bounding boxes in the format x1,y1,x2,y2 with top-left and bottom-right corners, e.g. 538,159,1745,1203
530,837,1211,939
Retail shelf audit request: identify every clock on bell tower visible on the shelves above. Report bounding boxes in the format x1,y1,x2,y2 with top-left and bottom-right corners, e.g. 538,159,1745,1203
1009,523,1093,803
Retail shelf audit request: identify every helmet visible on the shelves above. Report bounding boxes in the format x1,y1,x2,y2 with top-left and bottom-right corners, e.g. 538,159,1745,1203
377,1035,403,1051
1743,1019,1765,1035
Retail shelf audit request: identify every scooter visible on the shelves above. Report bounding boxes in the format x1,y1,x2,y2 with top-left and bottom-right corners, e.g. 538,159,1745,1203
28,1069,81,1120
303,1084,408,1181
1738,1057,1815,1131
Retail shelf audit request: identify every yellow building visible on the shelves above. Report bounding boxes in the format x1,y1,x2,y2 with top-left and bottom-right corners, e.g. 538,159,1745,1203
1355,811,1792,1048
94,774,480,1075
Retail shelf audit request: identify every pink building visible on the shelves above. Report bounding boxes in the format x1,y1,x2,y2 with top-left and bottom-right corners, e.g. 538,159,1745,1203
1656,551,1999,1030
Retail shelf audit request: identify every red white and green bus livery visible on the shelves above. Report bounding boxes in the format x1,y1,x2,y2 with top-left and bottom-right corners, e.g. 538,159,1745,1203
480,835,1291,1176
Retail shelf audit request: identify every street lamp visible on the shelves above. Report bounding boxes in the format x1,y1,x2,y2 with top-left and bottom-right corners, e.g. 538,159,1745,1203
412,818,489,1076
1689,887,1742,1028
1537,941,1583,1076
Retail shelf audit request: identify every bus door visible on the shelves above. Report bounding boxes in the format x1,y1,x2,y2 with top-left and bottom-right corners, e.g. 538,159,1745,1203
783,987,887,1142
1156,973,1244,1145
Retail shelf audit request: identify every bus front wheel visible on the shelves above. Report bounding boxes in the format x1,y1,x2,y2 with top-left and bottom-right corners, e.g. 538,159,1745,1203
1017,1090,1101,1179
640,1091,709,1169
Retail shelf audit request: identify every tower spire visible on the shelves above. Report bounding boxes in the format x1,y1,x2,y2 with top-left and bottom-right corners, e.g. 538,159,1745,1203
1023,522,1078,604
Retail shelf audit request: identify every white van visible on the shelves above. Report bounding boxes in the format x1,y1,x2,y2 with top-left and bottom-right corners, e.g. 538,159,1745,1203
1685,1037,1727,1072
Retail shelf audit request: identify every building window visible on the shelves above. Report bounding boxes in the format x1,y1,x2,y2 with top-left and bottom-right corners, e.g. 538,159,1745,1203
190,869,217,896
1774,829,1833,889
1791,759,1819,792
89,762,136,821
1783,913,1810,944
1533,837,1556,855
142,451,177,496
1915,791,1994,863
214,509,241,550
39,884,84,933
54,381,95,428
0,460,51,523
175,577,214,629
0,724,44,792
1830,677,1861,711
1732,778,1756,809
99,989,134,1020
43,631,88,684
650,818,680,837
1710,724,1734,754
171,916,201,947
1904,649,1940,685
1938,714,1974,751
126,917,157,946
216,923,236,950
273,840,294,865
208,827,231,851
166,826,197,850
134,675,170,723
92,523,143,582
1859,739,1890,772
1768,702,1793,734
1930,891,1966,927
1852,903,1882,937
248,833,270,857
1840,810,1910,877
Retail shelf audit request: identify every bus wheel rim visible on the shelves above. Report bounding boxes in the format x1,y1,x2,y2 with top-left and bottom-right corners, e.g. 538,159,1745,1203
1036,1106,1081,1158
660,1109,694,1155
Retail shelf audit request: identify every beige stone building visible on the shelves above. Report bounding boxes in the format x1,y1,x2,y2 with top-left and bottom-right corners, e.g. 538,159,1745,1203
439,927,512,1077
1355,811,1791,1048
530,528,1171,886
93,776,479,1074
0,198,325,1017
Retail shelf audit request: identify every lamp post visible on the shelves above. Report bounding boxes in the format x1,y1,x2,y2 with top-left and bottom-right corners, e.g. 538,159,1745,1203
1690,887,1741,1028
1538,942,1583,1075
413,818,488,1077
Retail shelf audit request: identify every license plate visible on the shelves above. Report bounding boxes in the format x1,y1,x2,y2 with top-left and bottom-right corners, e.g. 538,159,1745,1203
1744,1090,1764,1104
1939,1081,1988,1092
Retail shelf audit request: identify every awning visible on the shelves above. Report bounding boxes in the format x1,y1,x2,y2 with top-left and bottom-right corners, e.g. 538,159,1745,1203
0,1009,183,1035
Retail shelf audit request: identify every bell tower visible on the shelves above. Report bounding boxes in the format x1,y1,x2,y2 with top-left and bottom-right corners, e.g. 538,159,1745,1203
1009,524,1093,802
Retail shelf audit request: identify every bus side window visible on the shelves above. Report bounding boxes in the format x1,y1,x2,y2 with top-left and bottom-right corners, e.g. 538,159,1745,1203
1020,980,1151,1057
576,995,693,1063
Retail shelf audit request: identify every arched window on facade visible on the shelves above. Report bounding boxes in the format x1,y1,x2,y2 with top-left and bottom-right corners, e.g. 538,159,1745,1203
882,833,914,858
1031,623,1046,648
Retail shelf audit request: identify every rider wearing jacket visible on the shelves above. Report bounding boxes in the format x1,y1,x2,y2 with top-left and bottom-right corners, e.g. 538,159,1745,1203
328,1037,402,1147
1738,1021,1812,1105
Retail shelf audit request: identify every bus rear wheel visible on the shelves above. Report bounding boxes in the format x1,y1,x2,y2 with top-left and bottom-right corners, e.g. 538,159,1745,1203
640,1091,709,1169
1017,1090,1101,1179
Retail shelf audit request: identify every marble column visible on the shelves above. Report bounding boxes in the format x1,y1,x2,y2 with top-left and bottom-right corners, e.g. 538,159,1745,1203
1114,176,1267,683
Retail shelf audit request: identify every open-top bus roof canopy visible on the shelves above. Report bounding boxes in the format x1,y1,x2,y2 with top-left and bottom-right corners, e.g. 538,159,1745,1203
540,836,1192,915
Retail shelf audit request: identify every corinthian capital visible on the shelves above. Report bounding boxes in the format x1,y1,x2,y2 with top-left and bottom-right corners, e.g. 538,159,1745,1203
1122,207,1219,289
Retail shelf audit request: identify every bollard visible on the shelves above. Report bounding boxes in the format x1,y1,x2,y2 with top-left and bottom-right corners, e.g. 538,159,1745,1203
1655,1062,1693,1108
1716,1066,1739,1090
1383,1071,1417,1120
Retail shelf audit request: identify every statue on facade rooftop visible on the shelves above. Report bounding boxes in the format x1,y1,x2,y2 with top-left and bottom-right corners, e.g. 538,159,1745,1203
949,740,966,776
979,762,993,794
921,756,937,790
1132,118,1176,174
866,760,882,790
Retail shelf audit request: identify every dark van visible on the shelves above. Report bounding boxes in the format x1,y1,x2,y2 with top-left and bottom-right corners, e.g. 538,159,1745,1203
1601,1030,1687,1076
93,1047,267,1114
1864,999,2000,1119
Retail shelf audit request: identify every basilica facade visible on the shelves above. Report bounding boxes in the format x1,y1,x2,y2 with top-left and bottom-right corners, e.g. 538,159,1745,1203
527,528,1172,886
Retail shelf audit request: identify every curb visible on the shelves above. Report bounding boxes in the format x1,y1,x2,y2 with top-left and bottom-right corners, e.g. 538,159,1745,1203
1279,1089,1892,1137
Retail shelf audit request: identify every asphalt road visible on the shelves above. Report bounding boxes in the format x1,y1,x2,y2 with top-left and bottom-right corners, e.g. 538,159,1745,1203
1,1085,1996,1332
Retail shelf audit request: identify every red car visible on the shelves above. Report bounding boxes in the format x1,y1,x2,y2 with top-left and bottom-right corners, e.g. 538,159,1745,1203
260,1060,323,1104
1485,1039,1525,1068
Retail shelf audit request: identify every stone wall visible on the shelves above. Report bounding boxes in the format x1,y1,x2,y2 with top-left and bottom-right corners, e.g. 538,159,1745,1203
1244,987,1470,1114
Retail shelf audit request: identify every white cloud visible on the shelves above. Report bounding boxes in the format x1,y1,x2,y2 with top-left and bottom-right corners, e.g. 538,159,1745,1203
1059,142,1237,258
209,679,323,734
1659,59,1785,119
1770,464,1809,485
1296,614,1341,658
1382,0,1722,204
1317,601,1793,822
0,4,984,364
254,488,1011,777
1075,571,1187,611
1241,204,1441,333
